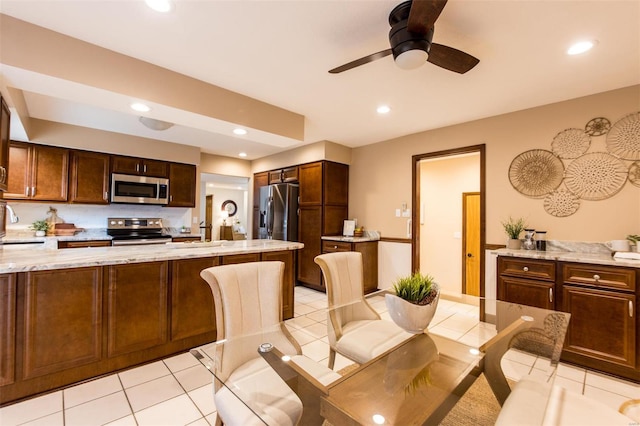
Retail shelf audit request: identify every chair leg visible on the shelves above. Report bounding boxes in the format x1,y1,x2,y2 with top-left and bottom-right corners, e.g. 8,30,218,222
215,413,223,426
328,349,336,369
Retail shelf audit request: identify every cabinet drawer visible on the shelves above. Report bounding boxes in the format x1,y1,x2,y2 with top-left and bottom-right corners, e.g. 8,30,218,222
322,240,352,253
498,257,555,281
561,263,636,292
58,240,112,249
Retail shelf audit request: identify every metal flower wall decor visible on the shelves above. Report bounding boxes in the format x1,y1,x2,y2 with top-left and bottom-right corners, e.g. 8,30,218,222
508,111,639,217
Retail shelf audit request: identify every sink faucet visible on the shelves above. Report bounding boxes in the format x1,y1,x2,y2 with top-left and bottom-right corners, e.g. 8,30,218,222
5,204,19,223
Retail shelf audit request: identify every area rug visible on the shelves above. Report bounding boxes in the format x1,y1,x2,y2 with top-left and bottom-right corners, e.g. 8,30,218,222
324,365,502,426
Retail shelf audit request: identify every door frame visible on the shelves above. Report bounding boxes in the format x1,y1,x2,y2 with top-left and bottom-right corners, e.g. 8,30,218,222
411,144,486,296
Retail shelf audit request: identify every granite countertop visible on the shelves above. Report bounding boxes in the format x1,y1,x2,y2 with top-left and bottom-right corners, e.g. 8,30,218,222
0,240,303,273
321,235,380,243
2,228,203,244
493,248,640,269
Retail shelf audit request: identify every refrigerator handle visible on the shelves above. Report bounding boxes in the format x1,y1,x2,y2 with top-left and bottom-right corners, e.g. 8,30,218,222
266,196,274,237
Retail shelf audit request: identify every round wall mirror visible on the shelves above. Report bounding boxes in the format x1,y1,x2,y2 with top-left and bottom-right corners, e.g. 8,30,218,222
222,200,237,217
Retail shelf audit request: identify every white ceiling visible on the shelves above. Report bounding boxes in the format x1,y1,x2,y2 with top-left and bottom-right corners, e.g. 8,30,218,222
1,0,639,160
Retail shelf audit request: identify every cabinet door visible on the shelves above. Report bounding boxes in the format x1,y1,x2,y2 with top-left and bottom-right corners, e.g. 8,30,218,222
31,144,68,201
170,257,217,341
323,205,348,235
142,159,169,178
221,253,261,264
268,170,283,184
58,240,112,249
22,268,102,379
563,286,636,368
355,241,379,294
261,250,295,320
0,274,16,386
0,97,10,192
324,162,348,205
5,141,30,199
498,276,555,309
253,172,269,237
106,262,168,357
111,155,141,175
168,163,196,207
298,206,322,289
298,162,323,205
69,150,109,204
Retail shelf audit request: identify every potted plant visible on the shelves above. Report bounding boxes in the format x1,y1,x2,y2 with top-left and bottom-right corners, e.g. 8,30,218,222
30,220,49,237
627,234,640,252
385,272,440,334
502,216,527,250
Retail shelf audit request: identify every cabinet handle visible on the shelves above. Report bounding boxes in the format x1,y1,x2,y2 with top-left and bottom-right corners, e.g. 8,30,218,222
31,186,35,197
25,186,30,197
144,164,147,173
333,245,338,249
549,288,553,303
170,195,173,202
136,163,140,172
104,191,108,200
523,266,529,272
630,301,634,318
593,274,600,282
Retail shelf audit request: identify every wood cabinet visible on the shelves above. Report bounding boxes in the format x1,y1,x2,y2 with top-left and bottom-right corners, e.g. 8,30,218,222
252,172,269,237
269,166,298,184
559,262,637,377
220,225,233,240
111,155,168,178
261,250,295,320
171,236,201,243
168,162,196,207
5,141,69,201
69,150,110,204
297,161,349,291
0,96,10,192
21,267,103,379
170,257,218,341
58,240,112,249
106,262,169,357
497,256,556,309
0,274,16,386
322,240,379,294
222,253,262,264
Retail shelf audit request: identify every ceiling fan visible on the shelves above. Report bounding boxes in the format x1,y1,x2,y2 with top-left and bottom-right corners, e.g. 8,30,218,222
329,0,479,74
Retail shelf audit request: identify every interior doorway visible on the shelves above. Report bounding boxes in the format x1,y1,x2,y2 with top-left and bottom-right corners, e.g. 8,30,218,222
412,145,485,296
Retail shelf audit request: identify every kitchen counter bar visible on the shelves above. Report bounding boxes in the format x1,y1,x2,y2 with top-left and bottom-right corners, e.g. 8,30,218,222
492,248,640,269
0,239,303,273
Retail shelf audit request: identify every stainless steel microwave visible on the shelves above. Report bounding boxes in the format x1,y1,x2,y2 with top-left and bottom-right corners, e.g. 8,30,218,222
111,173,169,205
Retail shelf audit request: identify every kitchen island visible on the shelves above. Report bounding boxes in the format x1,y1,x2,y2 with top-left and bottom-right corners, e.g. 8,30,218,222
0,240,302,405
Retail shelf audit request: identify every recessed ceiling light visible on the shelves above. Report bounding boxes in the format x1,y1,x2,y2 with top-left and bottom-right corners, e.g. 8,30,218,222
239,152,247,158
233,128,248,135
377,105,391,114
130,102,151,112
567,40,595,55
145,0,173,13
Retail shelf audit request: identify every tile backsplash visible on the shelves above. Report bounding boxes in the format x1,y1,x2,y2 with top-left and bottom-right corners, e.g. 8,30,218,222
5,202,192,231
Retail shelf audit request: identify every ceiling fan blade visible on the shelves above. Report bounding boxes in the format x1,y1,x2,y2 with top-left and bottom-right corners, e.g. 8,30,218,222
408,0,448,34
328,49,393,74
427,43,479,74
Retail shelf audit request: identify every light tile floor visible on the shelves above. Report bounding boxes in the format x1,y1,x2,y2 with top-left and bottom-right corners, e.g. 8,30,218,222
1,286,638,425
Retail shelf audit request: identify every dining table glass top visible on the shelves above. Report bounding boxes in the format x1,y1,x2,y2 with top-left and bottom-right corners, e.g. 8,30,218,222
191,290,570,426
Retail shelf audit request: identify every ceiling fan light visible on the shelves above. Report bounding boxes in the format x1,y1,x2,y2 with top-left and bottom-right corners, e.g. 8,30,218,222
395,49,428,70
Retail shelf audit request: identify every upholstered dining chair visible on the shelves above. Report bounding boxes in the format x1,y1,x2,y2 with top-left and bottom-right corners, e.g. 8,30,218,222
314,251,412,369
200,261,340,426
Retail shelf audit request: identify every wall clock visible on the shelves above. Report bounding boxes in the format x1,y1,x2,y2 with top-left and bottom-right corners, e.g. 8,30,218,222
221,200,237,217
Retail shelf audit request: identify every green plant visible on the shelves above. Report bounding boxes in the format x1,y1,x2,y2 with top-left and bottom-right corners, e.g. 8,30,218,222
627,234,640,244
30,220,49,232
502,216,527,239
392,272,438,305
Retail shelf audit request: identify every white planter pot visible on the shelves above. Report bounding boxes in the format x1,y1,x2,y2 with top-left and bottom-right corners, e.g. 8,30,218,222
35,230,46,237
385,291,440,334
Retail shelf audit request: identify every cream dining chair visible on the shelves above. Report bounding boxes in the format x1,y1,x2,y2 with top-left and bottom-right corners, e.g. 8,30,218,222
314,251,412,369
200,261,339,426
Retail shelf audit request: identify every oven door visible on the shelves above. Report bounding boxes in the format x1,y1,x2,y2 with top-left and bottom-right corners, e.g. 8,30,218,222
111,173,169,205
111,237,172,246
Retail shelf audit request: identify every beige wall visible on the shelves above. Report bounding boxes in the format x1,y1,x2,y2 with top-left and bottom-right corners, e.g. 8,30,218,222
350,85,640,244
420,154,480,293
251,140,350,173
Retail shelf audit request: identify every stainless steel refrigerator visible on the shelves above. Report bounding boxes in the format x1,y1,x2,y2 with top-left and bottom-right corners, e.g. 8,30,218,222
258,183,299,241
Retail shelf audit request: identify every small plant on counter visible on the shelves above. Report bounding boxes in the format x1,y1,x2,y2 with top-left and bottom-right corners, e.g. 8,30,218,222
30,220,49,232
501,216,527,240
392,272,438,306
627,234,640,244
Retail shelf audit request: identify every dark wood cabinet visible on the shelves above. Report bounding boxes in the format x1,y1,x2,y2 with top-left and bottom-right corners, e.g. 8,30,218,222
0,274,16,386
222,253,262,264
269,166,298,184
497,256,556,309
171,236,201,243
261,250,295,320
69,150,110,204
559,262,637,378
170,257,218,341
57,240,112,249
21,267,103,379
252,172,269,237
5,141,69,201
106,262,169,357
296,161,349,291
322,240,378,294
111,155,168,178
168,163,196,207
0,96,10,192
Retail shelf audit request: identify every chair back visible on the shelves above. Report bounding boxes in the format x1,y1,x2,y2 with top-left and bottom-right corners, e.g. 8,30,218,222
314,252,380,344
200,261,301,382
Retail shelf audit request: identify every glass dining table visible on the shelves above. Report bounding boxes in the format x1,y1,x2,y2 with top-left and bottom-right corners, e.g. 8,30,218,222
191,291,570,426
